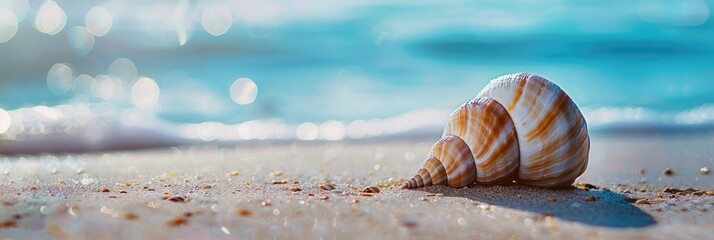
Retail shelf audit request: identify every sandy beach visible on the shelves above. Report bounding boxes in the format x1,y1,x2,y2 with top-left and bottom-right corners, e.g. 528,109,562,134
1,134,712,239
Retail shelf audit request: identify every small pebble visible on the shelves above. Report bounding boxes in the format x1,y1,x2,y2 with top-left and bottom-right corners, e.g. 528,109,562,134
320,184,336,191
706,191,714,196
575,182,598,190
435,193,445,197
418,197,428,201
402,220,418,228
663,168,674,176
289,187,302,192
102,189,110,193
663,187,679,194
119,191,127,194
271,171,284,177
549,197,557,202
635,199,651,205
30,186,38,191
203,185,212,189
701,167,710,175
261,201,272,206
226,171,240,177
124,213,139,220
236,209,253,217
639,168,646,175
308,193,315,196
362,186,380,193
272,180,288,185
1,221,18,228
167,196,186,202
352,199,359,203
361,193,373,197
320,196,330,201
425,193,436,197
586,195,597,201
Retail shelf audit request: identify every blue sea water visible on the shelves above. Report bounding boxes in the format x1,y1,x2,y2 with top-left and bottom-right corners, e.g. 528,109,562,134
1,0,714,140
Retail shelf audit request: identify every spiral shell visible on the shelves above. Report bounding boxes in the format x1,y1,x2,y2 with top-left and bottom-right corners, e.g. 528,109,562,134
403,73,589,189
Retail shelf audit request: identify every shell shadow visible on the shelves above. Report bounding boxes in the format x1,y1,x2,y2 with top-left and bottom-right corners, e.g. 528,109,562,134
416,185,656,228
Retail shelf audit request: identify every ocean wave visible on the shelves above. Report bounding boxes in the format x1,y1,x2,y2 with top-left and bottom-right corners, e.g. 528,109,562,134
2,103,714,154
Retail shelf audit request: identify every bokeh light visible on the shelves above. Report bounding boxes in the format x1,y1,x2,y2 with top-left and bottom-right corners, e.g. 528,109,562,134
108,58,138,81
0,108,11,134
67,26,95,57
92,75,121,100
0,0,29,23
85,6,113,37
366,119,384,136
201,5,232,36
346,119,367,139
230,78,258,105
72,74,96,97
296,122,318,141
319,120,345,141
0,8,17,43
46,63,74,95
33,1,66,35
197,122,222,141
238,120,260,140
131,77,160,109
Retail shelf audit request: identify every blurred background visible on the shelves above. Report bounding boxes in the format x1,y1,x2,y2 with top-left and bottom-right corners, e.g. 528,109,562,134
1,0,713,154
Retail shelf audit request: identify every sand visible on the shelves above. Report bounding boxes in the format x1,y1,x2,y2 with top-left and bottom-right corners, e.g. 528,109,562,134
0,135,713,239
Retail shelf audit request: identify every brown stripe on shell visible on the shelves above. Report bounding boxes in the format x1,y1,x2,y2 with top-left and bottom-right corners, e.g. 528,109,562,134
525,91,569,141
413,174,424,188
526,108,584,173
417,168,433,187
521,128,590,187
423,156,448,186
507,73,529,111
430,135,477,188
519,76,549,126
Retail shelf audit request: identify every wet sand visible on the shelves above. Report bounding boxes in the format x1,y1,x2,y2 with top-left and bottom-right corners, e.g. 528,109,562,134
0,134,712,239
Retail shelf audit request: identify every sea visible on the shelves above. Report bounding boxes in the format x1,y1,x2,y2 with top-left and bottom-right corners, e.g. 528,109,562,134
1,0,714,153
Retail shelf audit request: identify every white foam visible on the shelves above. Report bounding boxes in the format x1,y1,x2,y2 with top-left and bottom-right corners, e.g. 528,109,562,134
3,103,714,154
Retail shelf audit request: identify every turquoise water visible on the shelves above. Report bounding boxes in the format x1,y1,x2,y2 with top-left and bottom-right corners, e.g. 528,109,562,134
1,0,714,130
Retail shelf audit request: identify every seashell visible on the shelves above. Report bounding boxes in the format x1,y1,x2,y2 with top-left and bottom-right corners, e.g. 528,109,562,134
362,186,381,193
403,73,589,189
